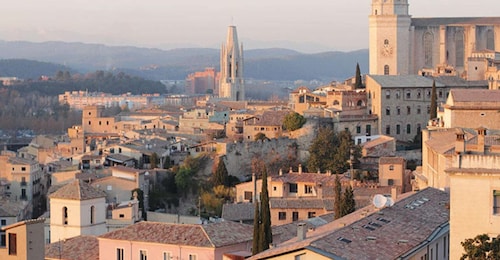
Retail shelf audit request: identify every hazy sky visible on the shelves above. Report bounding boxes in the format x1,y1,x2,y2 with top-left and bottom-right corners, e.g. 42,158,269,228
1,0,498,53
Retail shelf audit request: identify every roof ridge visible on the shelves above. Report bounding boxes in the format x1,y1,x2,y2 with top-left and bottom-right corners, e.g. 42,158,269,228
201,224,217,248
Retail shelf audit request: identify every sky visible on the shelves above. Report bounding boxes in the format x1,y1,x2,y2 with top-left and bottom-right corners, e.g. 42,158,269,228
1,0,498,53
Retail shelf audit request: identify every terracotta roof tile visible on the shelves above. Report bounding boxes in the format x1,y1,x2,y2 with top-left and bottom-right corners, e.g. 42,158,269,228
99,221,253,248
49,179,106,200
45,235,99,260
222,203,254,221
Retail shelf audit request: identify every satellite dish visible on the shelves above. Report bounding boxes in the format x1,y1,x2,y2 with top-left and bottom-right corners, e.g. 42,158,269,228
373,194,387,208
385,197,395,207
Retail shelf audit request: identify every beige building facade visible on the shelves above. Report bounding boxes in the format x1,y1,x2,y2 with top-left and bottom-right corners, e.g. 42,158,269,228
369,0,500,76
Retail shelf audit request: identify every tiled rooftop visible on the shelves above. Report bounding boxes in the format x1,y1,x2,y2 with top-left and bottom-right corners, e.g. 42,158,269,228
272,172,341,185
368,75,445,88
250,188,449,259
221,202,254,221
99,221,253,248
45,235,99,260
49,179,107,200
450,89,500,103
379,157,405,165
412,17,500,27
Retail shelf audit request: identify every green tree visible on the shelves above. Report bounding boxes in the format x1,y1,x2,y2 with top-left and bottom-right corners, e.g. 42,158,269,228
260,167,272,250
461,234,500,260
254,132,268,142
340,185,356,217
150,152,159,169
213,157,229,187
252,194,261,255
175,167,194,196
162,155,172,169
307,127,338,173
307,128,356,174
430,80,437,120
334,174,342,219
282,112,306,131
355,63,363,88
131,188,146,220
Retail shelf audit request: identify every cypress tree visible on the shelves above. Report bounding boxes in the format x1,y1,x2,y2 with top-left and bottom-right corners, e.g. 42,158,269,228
213,157,229,186
252,194,261,255
341,185,356,217
430,80,437,119
334,174,343,219
355,63,363,88
260,167,272,249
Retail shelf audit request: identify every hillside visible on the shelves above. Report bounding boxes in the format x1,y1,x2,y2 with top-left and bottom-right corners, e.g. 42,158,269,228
0,40,368,81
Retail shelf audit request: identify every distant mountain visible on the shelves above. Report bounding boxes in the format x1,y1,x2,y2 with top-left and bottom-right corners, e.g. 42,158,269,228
0,40,368,81
0,59,74,80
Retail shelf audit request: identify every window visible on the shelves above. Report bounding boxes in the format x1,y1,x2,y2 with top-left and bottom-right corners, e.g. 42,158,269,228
438,90,443,98
119,214,125,218
396,107,401,115
407,124,411,134
21,167,26,171
407,106,411,115
427,106,431,114
279,212,287,220
1,234,5,247
384,65,389,75
493,190,500,214
90,206,95,224
63,207,68,225
308,212,316,218
386,125,391,135
356,126,361,134
8,233,16,255
366,125,371,136
389,165,394,171
333,100,340,105
417,105,421,114
395,90,400,99
295,253,306,260
140,250,147,260
244,191,253,202
289,183,298,193
385,90,390,99
385,107,390,116
417,91,421,99
163,252,172,260
406,91,411,99
292,212,299,221
396,124,401,135
1,219,6,226
189,254,197,260
117,248,124,260
304,185,313,194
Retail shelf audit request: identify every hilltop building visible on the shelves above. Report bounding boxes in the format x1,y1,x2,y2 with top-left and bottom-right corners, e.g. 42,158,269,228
219,25,245,101
369,0,500,77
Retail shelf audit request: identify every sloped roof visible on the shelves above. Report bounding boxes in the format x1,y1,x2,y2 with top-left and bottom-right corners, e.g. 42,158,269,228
379,157,405,165
49,179,106,200
368,75,445,88
412,17,500,27
221,202,254,221
99,221,253,248
45,235,99,260
250,188,449,259
450,89,500,103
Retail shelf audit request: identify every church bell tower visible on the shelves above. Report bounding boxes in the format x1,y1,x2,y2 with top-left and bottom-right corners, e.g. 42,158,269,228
369,0,412,75
219,26,245,101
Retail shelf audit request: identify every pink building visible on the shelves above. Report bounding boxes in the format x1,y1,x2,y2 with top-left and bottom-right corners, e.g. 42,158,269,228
98,221,254,260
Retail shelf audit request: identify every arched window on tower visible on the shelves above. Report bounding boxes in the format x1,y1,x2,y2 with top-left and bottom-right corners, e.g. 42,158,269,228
455,29,465,67
423,32,434,67
384,39,389,46
487,29,495,50
63,207,68,225
384,65,390,75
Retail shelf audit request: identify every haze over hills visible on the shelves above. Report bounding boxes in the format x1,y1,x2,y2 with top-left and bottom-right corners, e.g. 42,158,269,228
0,40,368,82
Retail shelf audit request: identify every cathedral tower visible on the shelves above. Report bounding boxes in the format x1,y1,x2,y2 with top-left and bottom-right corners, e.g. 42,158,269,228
369,0,412,75
219,26,245,101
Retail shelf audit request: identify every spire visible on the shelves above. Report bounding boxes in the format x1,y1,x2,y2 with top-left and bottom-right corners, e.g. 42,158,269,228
219,25,245,101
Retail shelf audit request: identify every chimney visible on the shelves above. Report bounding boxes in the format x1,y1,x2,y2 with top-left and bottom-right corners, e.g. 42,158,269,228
252,172,257,203
391,187,398,201
298,164,302,174
297,223,307,241
279,169,283,176
476,127,486,154
289,167,293,174
455,129,466,154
